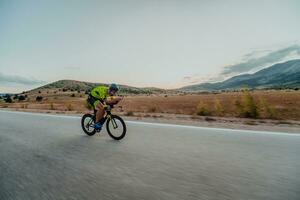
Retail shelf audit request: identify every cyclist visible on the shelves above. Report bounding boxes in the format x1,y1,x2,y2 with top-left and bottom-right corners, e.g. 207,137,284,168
87,83,123,130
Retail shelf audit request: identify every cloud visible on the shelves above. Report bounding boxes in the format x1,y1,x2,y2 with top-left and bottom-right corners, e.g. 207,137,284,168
65,66,81,70
0,72,45,85
182,44,300,86
182,73,224,85
222,44,300,76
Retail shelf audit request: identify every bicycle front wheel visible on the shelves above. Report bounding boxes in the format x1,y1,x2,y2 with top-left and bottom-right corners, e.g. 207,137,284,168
106,115,126,140
81,113,96,136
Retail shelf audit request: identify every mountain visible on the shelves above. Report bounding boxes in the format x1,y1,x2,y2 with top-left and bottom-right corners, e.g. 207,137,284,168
31,80,167,95
181,59,300,91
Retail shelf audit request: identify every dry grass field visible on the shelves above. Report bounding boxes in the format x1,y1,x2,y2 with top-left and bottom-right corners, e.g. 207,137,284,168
1,90,300,121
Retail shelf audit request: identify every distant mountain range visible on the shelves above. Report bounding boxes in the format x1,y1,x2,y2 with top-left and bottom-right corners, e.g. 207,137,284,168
180,59,300,91
24,59,300,95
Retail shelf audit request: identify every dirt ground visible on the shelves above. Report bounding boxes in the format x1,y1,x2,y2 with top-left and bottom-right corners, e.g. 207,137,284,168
1,90,300,118
0,90,300,133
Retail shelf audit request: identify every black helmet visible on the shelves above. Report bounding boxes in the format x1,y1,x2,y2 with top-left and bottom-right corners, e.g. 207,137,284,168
109,83,119,92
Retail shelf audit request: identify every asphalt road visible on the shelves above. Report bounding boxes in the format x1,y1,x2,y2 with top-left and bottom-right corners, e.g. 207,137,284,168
0,110,299,200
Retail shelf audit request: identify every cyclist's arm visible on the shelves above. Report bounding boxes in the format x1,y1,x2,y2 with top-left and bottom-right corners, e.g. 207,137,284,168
105,96,123,105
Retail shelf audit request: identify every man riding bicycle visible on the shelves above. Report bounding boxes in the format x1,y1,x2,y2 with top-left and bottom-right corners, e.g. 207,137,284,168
87,83,122,130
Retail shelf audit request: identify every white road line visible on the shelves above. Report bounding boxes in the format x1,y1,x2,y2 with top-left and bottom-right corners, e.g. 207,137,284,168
0,109,299,136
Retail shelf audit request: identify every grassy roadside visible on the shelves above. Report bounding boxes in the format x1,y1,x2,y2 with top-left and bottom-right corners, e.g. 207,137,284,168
1,90,300,121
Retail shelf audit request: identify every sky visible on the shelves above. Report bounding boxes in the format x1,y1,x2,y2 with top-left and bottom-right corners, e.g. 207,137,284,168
0,0,300,93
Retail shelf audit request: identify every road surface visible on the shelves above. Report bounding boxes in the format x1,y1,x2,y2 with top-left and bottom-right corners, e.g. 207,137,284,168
0,110,299,200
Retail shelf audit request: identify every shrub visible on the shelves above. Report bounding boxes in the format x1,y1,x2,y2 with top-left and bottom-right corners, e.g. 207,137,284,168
125,111,134,116
148,107,156,113
13,95,18,100
18,95,26,101
214,99,224,116
234,100,244,116
67,104,73,111
38,90,41,93
50,103,55,110
36,96,43,101
196,101,211,116
4,96,13,103
258,98,278,119
235,90,259,118
242,91,259,118
62,88,68,92
71,94,75,97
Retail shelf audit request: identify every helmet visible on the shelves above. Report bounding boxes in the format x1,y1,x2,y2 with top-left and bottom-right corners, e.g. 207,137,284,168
109,83,119,92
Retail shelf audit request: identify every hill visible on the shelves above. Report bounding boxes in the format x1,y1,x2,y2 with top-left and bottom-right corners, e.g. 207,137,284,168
31,80,167,95
181,59,300,91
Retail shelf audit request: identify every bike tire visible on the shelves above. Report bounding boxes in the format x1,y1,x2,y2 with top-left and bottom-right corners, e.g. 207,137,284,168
106,115,126,140
81,114,96,136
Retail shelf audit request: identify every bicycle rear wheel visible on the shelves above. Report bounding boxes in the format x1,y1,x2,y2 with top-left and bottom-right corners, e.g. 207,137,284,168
106,115,126,140
81,114,96,136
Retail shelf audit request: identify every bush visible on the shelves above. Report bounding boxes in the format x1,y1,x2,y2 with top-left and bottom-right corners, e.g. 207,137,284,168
258,98,278,119
235,90,259,118
196,101,211,116
50,103,55,110
214,99,224,116
71,94,75,97
18,95,26,101
148,107,156,113
36,96,43,101
67,104,73,111
13,95,18,100
125,111,134,116
62,88,68,92
4,96,13,103
38,90,41,93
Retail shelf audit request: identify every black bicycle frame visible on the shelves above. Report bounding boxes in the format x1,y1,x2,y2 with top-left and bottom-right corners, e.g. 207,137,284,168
93,109,118,129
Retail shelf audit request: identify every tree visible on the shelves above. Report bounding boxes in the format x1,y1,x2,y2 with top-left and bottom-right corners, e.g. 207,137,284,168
18,95,26,101
4,96,13,103
36,96,43,101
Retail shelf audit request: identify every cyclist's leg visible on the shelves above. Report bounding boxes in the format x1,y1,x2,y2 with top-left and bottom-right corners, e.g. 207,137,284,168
94,100,105,123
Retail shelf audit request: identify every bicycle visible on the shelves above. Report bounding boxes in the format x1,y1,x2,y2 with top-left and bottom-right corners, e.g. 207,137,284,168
81,104,127,140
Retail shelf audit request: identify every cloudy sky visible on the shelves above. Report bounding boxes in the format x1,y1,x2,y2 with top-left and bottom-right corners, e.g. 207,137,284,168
1,0,300,92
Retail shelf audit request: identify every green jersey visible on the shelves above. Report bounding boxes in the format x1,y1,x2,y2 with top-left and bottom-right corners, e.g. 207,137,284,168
91,86,109,100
